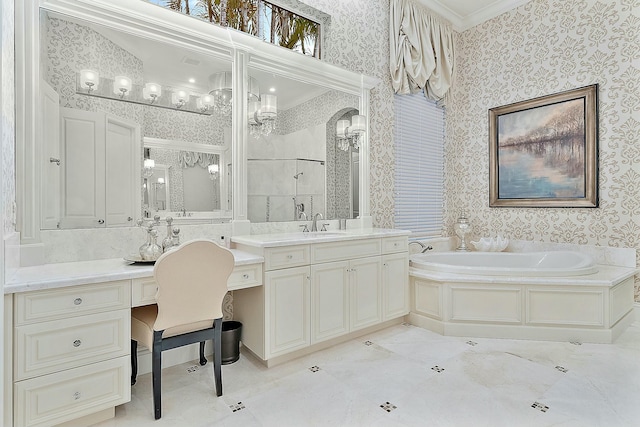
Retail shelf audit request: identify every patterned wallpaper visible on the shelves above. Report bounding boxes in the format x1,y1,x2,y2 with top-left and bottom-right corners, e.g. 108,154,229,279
44,16,144,126
444,0,640,299
144,103,230,146
2,0,15,236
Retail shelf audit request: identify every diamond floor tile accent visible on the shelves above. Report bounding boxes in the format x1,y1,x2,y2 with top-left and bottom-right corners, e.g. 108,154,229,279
570,341,582,346
230,402,245,413
555,365,568,373
92,320,640,427
364,340,373,346
380,401,397,413
466,340,478,346
531,401,549,412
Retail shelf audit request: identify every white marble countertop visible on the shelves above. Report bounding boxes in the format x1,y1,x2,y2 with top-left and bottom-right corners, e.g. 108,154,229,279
4,249,263,294
409,264,638,287
231,228,411,248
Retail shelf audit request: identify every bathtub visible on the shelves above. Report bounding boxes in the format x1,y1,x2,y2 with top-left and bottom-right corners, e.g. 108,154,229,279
408,250,636,344
410,251,598,276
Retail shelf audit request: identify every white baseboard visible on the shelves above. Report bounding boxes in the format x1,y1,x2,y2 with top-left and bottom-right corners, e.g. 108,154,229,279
408,310,635,344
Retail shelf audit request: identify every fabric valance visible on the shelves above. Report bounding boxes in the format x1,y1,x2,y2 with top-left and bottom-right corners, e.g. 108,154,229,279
390,0,455,101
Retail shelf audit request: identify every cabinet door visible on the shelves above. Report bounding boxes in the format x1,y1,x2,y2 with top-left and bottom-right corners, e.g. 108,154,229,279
266,266,310,357
311,261,349,344
382,253,409,320
105,115,139,227
59,108,106,229
349,256,382,331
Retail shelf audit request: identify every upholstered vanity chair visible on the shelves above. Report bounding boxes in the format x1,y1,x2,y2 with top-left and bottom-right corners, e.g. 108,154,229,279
130,239,234,420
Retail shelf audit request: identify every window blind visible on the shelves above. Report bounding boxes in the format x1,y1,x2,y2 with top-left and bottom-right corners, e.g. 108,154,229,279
394,92,445,238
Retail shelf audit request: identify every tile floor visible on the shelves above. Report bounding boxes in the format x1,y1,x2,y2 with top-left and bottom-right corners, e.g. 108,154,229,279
95,321,640,427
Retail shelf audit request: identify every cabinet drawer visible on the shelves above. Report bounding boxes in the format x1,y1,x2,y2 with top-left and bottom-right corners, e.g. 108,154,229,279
131,277,158,307
312,239,381,264
264,245,310,271
14,356,130,427
15,281,130,325
228,263,262,290
15,309,130,381
381,236,408,253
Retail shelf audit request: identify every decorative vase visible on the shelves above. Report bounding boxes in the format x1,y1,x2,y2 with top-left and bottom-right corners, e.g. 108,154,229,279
454,210,472,252
140,228,163,260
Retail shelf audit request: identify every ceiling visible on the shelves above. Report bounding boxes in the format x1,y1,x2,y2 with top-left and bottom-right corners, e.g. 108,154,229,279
415,0,532,32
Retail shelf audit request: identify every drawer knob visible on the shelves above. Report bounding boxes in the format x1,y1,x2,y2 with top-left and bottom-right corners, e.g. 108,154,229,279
73,298,83,305
287,255,293,259
73,339,82,347
242,274,249,279
73,392,81,400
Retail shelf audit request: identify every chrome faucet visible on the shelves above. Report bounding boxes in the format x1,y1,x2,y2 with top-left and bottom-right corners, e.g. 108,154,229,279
409,241,433,253
311,212,323,232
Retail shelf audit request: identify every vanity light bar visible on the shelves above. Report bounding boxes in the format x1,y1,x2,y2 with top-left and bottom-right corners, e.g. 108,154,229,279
75,73,214,116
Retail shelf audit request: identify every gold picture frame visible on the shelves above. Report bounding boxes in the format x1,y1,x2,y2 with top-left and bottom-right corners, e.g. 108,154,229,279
489,85,598,208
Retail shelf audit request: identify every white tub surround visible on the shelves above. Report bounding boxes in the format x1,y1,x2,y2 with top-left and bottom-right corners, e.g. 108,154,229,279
411,251,598,277
3,249,263,427
231,228,410,366
409,253,637,344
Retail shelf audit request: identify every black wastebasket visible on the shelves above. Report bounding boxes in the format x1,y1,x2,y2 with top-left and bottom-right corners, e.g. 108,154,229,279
221,321,242,364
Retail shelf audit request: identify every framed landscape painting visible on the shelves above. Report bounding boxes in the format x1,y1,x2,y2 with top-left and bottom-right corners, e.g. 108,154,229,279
489,85,598,208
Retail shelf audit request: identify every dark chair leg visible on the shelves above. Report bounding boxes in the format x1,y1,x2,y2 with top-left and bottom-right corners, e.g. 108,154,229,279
199,341,207,366
213,318,223,396
152,330,163,420
131,340,138,386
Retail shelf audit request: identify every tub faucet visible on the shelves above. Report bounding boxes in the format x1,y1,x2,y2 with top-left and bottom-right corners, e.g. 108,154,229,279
409,241,433,253
311,213,323,232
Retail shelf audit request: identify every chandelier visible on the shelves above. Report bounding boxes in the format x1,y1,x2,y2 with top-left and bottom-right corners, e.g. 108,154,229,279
208,72,260,116
248,94,278,138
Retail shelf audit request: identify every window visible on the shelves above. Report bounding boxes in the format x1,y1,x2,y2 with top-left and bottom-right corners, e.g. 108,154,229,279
394,92,445,238
145,0,321,58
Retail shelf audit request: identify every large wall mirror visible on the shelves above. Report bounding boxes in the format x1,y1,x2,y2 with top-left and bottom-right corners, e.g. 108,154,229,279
39,9,233,229
245,67,361,222
16,0,376,246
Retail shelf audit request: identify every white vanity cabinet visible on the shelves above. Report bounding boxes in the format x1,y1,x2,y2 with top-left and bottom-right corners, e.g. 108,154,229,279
233,232,409,364
266,266,311,356
310,256,382,344
11,281,131,427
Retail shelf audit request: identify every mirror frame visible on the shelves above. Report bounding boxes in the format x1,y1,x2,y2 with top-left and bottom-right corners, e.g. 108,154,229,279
15,0,378,253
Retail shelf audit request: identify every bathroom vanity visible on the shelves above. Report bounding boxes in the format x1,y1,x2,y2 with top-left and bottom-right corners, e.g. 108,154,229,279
3,251,263,427
232,229,410,366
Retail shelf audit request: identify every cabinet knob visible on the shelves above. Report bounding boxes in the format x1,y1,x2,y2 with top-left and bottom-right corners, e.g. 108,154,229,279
97,219,105,224
127,216,133,221
287,255,293,259
73,339,82,347
73,298,83,305
242,273,249,279
73,392,81,400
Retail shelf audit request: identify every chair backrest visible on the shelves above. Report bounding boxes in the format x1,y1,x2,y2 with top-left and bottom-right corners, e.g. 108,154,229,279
152,239,234,332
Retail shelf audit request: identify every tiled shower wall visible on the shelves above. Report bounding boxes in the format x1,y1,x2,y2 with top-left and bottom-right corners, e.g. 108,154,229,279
445,0,640,300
